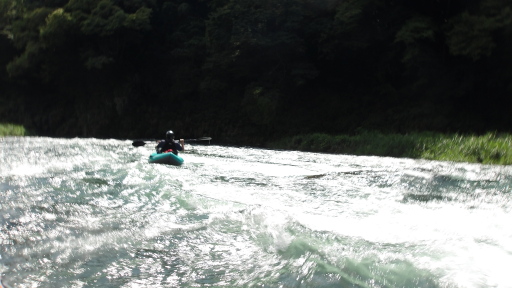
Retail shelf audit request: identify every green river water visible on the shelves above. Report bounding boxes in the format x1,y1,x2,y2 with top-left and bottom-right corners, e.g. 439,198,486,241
1,137,511,287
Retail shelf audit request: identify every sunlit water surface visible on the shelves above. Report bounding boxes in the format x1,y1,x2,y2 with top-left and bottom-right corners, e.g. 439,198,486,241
1,137,511,287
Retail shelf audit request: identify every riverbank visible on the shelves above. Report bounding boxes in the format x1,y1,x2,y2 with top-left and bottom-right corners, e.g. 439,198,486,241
2,124,510,165
0,123,27,137
267,132,512,165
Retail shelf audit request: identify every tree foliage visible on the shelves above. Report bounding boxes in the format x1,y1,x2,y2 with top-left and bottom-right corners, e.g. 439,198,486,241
0,0,511,142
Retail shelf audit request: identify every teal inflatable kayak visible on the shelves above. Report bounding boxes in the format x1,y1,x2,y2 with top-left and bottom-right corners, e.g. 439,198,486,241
148,152,184,166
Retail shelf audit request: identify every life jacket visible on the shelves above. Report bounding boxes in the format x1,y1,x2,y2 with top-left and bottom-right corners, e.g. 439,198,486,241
157,140,179,155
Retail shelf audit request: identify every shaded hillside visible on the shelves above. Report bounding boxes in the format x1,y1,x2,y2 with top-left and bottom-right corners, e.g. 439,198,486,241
1,0,511,144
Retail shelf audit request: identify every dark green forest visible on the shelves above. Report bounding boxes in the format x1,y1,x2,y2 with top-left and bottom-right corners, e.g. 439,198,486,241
1,0,511,145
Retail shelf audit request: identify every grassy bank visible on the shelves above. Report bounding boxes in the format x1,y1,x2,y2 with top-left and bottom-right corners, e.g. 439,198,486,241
267,132,512,165
0,123,27,137
1,123,510,164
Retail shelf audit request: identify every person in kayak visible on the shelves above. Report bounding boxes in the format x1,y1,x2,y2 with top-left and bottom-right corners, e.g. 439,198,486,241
156,130,185,155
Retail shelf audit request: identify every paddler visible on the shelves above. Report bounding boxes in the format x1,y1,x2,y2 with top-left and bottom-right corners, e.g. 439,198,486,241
155,130,185,155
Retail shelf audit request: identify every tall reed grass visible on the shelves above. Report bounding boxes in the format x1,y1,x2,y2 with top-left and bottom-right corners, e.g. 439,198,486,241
267,132,512,165
0,123,27,137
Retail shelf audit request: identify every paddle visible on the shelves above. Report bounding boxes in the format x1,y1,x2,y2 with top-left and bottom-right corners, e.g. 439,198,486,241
132,137,212,147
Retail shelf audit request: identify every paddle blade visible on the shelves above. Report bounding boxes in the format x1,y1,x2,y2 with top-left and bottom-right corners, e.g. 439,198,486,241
132,141,146,147
196,137,212,141
185,137,212,143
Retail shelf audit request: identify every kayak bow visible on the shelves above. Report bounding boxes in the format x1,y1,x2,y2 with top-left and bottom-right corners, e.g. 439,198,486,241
148,152,184,166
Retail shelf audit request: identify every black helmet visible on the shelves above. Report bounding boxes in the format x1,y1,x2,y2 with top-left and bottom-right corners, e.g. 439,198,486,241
166,130,175,140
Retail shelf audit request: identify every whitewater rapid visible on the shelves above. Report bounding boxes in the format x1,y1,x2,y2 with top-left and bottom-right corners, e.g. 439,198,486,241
1,137,511,287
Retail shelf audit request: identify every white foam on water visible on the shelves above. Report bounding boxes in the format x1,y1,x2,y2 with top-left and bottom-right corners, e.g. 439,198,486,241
1,138,511,287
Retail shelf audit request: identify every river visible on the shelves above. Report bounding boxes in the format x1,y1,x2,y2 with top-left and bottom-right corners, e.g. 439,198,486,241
1,137,511,287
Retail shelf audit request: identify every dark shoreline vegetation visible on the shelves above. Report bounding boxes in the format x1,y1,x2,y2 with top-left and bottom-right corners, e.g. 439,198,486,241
1,0,511,159
2,123,511,165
